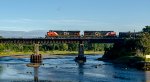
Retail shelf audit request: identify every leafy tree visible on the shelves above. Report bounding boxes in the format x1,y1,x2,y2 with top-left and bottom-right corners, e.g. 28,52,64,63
68,43,78,51
103,26,150,60
59,43,68,51
0,36,3,39
23,45,33,52
0,44,5,52
62,43,68,51
143,26,150,33
139,33,150,55
102,39,139,60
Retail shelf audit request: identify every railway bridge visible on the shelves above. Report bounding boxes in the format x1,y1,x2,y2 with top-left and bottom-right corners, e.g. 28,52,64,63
0,38,125,62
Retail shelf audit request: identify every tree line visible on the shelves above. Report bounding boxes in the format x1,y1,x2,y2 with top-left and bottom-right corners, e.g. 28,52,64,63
103,26,150,60
0,42,112,52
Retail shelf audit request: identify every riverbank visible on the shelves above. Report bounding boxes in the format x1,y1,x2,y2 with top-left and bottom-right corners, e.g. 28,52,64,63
98,36,150,70
98,55,150,70
0,50,104,57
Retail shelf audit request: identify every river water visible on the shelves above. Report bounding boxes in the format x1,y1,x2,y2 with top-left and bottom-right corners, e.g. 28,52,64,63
0,55,150,82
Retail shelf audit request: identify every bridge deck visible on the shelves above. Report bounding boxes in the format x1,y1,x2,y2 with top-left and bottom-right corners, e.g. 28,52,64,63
0,38,125,44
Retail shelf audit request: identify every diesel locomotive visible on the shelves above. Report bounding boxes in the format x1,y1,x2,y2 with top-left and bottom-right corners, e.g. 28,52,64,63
45,30,80,39
45,30,117,39
84,31,116,38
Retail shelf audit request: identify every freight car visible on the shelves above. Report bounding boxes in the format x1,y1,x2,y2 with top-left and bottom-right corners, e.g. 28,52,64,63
119,32,141,38
45,30,80,39
84,31,116,38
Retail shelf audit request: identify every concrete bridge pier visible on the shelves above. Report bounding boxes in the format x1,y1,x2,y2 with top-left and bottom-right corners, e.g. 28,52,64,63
30,43,42,63
34,44,39,55
75,41,86,62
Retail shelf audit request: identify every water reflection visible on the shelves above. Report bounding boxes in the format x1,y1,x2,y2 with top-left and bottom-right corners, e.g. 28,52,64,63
78,62,84,75
77,62,84,82
34,67,39,82
145,71,150,82
26,63,40,82
0,65,3,75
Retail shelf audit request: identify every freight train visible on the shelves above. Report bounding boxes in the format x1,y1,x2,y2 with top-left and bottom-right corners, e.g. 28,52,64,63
45,30,80,39
119,32,141,38
45,30,141,39
45,30,117,39
84,31,116,38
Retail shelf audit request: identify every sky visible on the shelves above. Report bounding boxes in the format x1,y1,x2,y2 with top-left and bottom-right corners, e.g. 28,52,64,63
0,0,149,32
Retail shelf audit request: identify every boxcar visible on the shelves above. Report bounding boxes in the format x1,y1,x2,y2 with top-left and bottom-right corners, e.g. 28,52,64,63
119,32,141,38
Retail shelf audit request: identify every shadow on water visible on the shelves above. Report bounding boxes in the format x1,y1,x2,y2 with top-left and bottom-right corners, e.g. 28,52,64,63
109,64,150,82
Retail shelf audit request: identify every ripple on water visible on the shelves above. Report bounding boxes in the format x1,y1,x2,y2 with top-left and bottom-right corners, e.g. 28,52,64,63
0,55,149,82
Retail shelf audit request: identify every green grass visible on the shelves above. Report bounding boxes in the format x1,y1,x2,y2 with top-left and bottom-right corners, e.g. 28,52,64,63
0,50,104,56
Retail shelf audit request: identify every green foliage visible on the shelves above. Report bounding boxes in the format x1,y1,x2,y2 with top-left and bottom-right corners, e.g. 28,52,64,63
0,44,5,52
143,26,150,33
59,43,68,51
138,26,150,55
103,26,150,60
0,36,3,39
0,42,107,54
84,43,113,51
68,43,78,51
103,39,141,60
139,32,150,55
23,45,34,52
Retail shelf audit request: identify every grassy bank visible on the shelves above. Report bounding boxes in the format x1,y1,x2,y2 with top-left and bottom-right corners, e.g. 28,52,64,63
0,50,104,56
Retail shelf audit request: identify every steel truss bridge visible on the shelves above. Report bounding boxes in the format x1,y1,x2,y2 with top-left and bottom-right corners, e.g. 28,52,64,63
0,38,125,44
0,38,127,62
